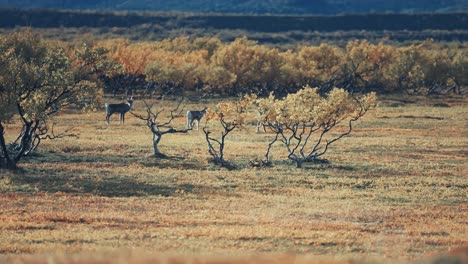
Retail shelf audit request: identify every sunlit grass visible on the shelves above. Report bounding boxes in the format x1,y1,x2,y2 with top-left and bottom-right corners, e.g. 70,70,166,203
0,96,466,263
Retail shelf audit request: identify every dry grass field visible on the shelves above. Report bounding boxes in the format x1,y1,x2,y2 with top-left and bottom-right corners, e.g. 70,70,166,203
0,95,467,264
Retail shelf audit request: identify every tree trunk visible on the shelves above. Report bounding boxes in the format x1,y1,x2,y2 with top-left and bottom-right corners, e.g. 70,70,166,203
0,149,17,170
0,120,39,170
0,158,17,170
264,132,279,163
219,136,225,161
0,123,17,170
296,160,303,168
13,122,33,164
152,133,162,157
287,153,303,168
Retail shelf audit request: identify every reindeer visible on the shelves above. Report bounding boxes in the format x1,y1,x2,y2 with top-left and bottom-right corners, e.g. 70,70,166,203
105,98,133,126
254,102,267,133
187,107,207,130
255,109,267,133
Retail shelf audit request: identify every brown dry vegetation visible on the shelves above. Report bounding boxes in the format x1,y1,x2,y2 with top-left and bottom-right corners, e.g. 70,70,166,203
0,96,467,263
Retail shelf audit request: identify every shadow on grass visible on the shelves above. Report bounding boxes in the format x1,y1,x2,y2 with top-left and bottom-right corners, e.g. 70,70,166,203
271,159,346,170
23,150,207,171
8,152,206,197
270,159,401,176
8,169,198,197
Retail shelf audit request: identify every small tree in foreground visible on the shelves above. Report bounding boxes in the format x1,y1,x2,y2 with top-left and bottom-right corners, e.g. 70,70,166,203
0,31,112,170
203,96,254,168
256,86,377,168
132,101,190,157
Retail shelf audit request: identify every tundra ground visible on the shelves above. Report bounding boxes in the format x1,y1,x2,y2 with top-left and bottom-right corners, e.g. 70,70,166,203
0,95,466,263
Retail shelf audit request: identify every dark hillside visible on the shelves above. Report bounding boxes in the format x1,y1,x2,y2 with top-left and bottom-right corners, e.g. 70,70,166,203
0,0,467,14
1,9,467,32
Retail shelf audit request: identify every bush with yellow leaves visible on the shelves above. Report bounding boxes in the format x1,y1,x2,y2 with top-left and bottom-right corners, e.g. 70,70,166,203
256,86,377,168
202,95,256,168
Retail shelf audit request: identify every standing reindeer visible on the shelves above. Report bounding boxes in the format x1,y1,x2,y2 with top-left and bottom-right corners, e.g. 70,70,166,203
187,107,207,130
255,109,267,133
105,98,133,126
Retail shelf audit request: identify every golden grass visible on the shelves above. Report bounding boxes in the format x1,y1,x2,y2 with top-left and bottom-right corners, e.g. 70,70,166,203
0,253,368,264
0,95,466,263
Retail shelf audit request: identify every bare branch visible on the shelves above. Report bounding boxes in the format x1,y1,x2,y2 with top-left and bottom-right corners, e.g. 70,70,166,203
132,99,190,156
264,131,280,163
